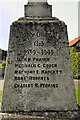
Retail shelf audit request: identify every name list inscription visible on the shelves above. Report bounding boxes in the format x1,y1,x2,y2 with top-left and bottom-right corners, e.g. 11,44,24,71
14,41,62,88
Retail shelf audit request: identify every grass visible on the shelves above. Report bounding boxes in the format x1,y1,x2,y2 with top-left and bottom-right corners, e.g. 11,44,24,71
0,89,80,106
0,90,3,103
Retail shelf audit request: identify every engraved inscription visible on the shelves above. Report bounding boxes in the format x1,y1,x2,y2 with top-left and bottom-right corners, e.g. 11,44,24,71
14,83,59,88
14,41,63,88
34,41,44,46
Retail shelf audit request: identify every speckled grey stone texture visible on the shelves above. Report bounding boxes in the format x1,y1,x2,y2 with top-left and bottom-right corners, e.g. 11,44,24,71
1,1,78,118
24,2,52,17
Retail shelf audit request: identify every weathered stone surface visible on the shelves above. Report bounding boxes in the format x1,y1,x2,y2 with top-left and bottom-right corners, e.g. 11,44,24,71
24,2,52,17
1,17,78,113
1,1,78,118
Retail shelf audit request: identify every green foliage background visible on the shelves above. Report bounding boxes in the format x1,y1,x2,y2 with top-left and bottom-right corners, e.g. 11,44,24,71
0,48,7,60
0,49,2,60
0,90,3,103
75,88,80,106
1,61,6,68
70,52,80,79
0,61,6,69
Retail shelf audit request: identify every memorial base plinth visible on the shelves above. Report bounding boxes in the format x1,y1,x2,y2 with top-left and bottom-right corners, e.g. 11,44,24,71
1,110,80,119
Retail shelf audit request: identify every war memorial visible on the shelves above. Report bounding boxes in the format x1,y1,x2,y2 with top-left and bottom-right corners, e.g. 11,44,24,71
1,0,79,119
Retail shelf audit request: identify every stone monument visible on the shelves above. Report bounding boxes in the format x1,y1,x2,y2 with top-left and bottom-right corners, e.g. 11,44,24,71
1,0,78,118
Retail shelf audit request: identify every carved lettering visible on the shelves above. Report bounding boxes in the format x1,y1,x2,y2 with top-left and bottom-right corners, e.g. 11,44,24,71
34,41,44,46
41,70,62,74
14,43,63,89
14,76,27,80
33,57,50,62
14,83,58,88
14,83,33,88
40,83,59,88
15,64,36,68
41,49,54,55
29,76,49,80
43,64,57,68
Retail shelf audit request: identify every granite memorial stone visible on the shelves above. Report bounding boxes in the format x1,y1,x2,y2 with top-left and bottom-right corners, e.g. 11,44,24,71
1,0,78,118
